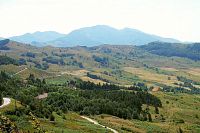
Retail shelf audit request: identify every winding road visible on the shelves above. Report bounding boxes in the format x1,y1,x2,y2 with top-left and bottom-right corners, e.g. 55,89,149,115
81,116,118,133
0,98,11,108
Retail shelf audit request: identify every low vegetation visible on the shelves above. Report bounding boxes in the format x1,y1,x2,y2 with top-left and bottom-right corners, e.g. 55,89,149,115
0,40,200,132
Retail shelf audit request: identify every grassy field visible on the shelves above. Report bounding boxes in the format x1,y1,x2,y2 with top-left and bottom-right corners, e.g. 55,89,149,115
0,65,23,75
40,112,111,133
91,92,200,133
123,67,180,87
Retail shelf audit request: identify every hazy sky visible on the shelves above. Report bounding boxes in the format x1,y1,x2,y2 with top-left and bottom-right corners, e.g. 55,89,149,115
0,0,200,42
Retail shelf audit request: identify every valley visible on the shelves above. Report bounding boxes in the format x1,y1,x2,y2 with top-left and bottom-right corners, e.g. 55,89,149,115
0,39,200,132
1,0,200,132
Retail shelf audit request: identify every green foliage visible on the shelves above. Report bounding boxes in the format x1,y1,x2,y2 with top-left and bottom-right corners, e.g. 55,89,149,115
43,56,65,65
21,52,36,58
0,39,10,50
0,92,3,105
92,55,109,67
148,113,152,122
141,41,200,61
162,77,200,94
0,113,18,132
87,73,109,82
45,88,161,120
0,56,18,65
49,113,55,121
155,106,159,114
0,39,10,46
18,58,27,65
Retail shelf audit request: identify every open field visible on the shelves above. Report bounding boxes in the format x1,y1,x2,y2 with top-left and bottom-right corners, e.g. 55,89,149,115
123,67,180,87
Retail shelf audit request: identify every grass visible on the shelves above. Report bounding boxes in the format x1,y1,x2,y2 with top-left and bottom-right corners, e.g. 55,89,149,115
0,64,23,74
46,74,75,84
91,92,200,133
0,98,22,113
123,67,180,87
1,44,200,132
0,99,111,133
40,112,112,133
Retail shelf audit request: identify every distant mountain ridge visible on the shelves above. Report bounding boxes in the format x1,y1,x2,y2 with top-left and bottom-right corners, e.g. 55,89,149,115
8,25,180,47
50,25,179,47
10,31,65,47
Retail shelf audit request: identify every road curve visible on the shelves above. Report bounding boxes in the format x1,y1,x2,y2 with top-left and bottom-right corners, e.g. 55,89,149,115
81,116,118,133
0,98,11,108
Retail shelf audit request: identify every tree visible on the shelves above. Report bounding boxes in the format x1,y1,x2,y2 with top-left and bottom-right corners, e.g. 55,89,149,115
50,114,55,122
27,74,35,84
42,79,46,84
148,113,152,122
0,92,3,105
155,106,159,114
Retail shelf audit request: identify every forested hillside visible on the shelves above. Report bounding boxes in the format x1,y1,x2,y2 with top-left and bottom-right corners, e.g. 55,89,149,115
140,41,200,61
0,71,161,132
0,39,200,132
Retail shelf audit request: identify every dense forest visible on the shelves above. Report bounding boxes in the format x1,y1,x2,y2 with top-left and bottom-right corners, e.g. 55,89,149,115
140,41,200,61
0,71,161,124
0,56,19,65
0,39,10,50
0,55,27,66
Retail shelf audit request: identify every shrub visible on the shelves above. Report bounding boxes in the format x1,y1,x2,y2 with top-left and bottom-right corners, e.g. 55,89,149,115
49,114,55,121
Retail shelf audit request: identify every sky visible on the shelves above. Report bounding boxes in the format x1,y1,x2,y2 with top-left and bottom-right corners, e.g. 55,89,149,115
0,0,200,42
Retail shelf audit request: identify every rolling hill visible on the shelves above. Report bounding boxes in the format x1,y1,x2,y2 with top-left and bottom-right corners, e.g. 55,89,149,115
0,39,200,133
140,41,200,61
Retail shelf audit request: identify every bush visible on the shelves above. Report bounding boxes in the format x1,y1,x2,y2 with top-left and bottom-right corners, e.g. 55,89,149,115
174,119,185,124
49,114,55,121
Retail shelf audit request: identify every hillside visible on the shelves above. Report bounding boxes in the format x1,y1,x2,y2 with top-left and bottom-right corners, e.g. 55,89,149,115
140,41,200,61
1,39,200,89
0,39,200,132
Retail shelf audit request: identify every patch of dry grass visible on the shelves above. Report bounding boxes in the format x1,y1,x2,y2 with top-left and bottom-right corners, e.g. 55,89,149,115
123,67,180,87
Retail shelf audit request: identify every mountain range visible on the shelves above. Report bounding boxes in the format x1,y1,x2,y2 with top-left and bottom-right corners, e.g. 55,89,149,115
9,31,65,46
8,25,179,47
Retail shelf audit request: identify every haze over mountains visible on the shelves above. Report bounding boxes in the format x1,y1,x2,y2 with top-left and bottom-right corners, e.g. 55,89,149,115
8,25,179,47
9,31,66,46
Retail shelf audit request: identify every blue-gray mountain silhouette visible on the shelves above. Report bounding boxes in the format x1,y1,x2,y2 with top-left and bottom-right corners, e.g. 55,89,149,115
9,25,179,47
